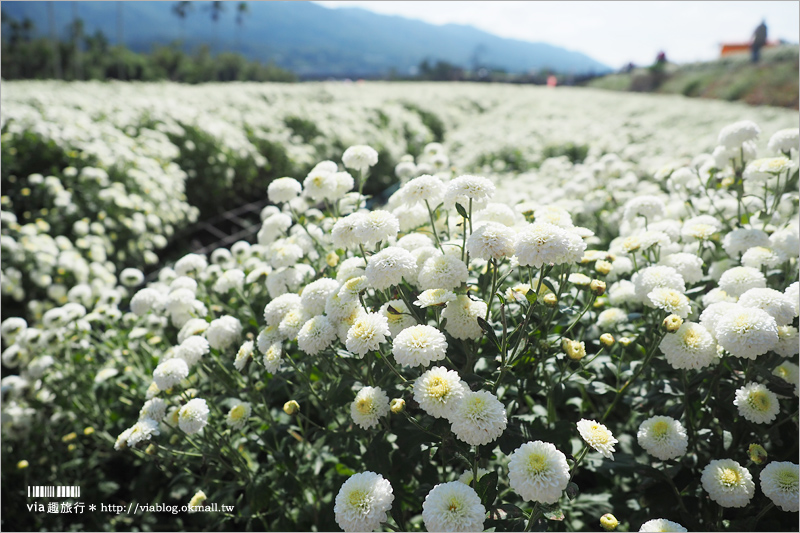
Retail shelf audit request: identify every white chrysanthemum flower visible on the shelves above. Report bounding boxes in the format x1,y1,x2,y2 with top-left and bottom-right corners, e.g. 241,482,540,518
715,306,778,359
608,280,638,305
623,195,666,222
355,210,400,247
350,386,390,430
450,390,507,446
326,291,362,323
771,226,800,259
264,293,302,327
126,419,160,447
176,335,210,366
760,461,799,512
131,288,164,317
278,307,309,340
422,481,485,533
733,382,780,424
0,317,27,343
577,419,618,460
345,312,390,357
633,266,685,304
637,416,688,461
508,441,570,504
659,253,704,285
741,246,783,270
441,295,488,340
738,288,795,326
639,518,688,532
258,213,293,245
342,145,379,173
379,300,416,337
773,358,799,396
414,366,467,420
178,398,209,434
597,308,628,329
418,254,469,291
303,169,338,202
722,228,770,258
336,256,367,283
119,267,144,287
268,177,303,204
332,213,367,250
718,120,760,148
178,318,210,343
786,281,799,316
648,288,691,318
153,358,189,391
415,288,457,308
444,174,496,211
139,398,167,422
262,341,283,373
205,316,242,351
226,401,251,431
365,246,417,290
718,266,767,299
681,215,723,241
744,157,794,181
534,205,573,227
768,128,799,154
514,222,586,268
234,340,254,372
699,302,740,338
174,253,208,277
659,322,717,370
300,278,339,316
396,233,434,252
268,240,304,269
477,202,517,227
400,174,446,207
334,471,394,532
338,276,369,299
392,325,447,368
702,288,736,307
467,222,516,261
213,269,245,294
701,459,755,508
297,315,337,356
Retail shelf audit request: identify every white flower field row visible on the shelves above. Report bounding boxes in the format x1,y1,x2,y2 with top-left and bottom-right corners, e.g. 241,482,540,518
1,81,798,532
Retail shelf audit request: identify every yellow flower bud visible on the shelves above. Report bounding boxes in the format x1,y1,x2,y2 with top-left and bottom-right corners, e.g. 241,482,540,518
562,339,586,361
600,513,619,531
390,398,405,414
663,314,683,333
83,427,95,436
17,460,29,469
595,260,612,275
283,400,300,415
619,336,633,347
590,279,606,296
326,251,340,267
748,443,768,464
61,432,77,443
145,444,158,455
600,333,615,347
543,293,558,307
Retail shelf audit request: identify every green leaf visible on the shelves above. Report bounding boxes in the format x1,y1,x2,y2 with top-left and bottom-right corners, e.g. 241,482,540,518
565,482,579,501
489,504,524,520
476,316,500,349
386,305,402,315
455,202,469,219
334,463,355,476
475,471,499,508
543,504,565,521
525,291,538,306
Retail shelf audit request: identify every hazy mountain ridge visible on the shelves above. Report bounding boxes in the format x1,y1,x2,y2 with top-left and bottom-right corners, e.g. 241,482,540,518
1,1,612,76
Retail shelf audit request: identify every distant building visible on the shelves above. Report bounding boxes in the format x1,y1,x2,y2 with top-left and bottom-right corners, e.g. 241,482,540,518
720,41,777,57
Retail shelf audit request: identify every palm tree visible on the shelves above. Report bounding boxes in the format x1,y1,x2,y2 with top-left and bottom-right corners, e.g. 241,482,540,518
172,1,193,44
47,1,62,79
234,2,248,53
206,1,225,53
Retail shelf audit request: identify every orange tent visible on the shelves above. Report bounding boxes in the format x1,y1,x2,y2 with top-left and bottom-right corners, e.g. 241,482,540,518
720,41,777,57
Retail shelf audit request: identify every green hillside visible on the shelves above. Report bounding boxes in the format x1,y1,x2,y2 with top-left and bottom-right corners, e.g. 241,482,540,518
586,45,799,108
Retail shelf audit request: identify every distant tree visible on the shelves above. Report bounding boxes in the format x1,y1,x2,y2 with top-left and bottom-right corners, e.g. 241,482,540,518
47,1,62,79
206,1,225,52
234,2,248,52
69,2,83,80
172,1,193,42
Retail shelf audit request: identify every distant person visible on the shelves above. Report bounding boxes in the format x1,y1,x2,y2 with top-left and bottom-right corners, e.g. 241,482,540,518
751,20,767,63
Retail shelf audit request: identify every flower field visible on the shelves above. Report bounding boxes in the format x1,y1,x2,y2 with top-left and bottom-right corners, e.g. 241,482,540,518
1,81,798,532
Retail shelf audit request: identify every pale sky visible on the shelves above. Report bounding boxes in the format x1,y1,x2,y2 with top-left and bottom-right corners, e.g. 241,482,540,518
314,1,800,69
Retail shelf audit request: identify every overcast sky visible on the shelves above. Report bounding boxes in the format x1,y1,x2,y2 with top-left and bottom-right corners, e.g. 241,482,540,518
314,1,800,69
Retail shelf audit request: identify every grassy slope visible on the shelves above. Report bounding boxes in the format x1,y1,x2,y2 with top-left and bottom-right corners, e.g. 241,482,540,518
586,45,799,108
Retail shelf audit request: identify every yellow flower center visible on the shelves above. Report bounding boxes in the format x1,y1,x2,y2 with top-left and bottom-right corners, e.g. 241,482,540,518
777,469,799,491
589,424,609,444
526,453,547,474
447,498,461,513
651,420,670,439
347,488,369,509
230,405,246,420
748,391,771,412
664,292,682,307
719,467,741,487
428,377,449,400
356,397,373,415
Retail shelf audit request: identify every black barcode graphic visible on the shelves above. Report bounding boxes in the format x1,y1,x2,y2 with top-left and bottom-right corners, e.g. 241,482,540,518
27,486,80,498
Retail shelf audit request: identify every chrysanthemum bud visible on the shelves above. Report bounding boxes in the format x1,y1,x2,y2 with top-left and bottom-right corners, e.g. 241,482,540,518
590,279,606,296
62,432,77,443
619,336,633,347
67,444,77,452
145,444,158,455
283,400,300,415
543,293,558,307
17,460,29,469
663,314,683,332
326,251,340,268
170,434,180,445
390,398,405,414
748,443,768,464
600,333,615,347
600,513,619,531
563,339,586,361
595,260,612,275
83,427,95,436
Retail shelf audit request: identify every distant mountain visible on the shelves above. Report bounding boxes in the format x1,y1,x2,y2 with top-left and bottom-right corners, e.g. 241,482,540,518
1,1,612,76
